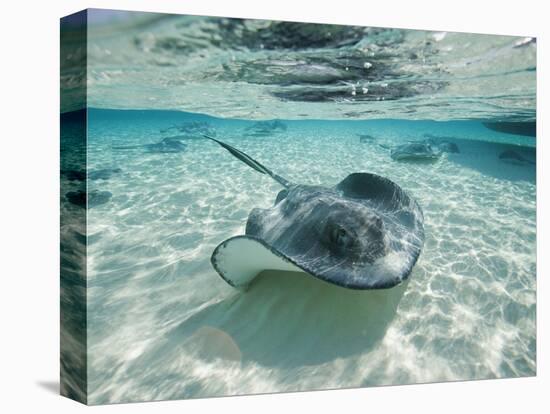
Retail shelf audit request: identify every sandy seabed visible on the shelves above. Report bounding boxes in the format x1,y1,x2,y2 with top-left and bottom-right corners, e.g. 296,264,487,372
76,112,535,404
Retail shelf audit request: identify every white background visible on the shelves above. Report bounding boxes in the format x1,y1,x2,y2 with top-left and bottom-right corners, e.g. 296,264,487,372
0,0,546,412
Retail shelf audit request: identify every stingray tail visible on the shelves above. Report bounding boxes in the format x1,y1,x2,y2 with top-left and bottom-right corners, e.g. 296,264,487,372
203,135,290,188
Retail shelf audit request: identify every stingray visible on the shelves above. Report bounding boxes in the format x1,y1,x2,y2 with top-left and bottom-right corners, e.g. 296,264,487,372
65,190,112,208
245,120,288,136
204,136,424,290
61,169,86,182
160,121,213,133
88,168,122,180
499,150,535,166
483,121,536,137
358,134,376,144
62,168,122,181
162,134,203,141
422,134,460,153
434,141,459,154
381,142,441,161
113,137,187,154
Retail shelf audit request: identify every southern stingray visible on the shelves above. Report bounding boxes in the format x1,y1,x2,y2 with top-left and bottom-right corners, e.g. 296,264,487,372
380,142,441,161
499,149,535,166
422,134,460,153
65,190,112,208
160,121,215,136
113,137,187,153
61,168,122,182
358,134,376,144
205,136,424,290
245,120,287,136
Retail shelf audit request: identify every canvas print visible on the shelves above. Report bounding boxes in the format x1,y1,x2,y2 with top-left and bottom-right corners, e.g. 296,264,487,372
60,9,536,405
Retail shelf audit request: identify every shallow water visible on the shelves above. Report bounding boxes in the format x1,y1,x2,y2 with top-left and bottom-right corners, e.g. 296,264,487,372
78,109,536,404
59,9,537,404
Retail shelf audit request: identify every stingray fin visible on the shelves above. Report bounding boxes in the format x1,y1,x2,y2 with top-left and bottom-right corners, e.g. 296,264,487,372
203,135,290,187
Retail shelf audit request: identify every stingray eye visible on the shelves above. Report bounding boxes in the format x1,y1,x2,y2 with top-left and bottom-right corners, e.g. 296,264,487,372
281,197,297,215
329,225,355,248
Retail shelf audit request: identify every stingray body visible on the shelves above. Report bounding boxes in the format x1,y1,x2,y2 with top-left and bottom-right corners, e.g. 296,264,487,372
61,168,122,181
160,121,215,137
389,142,441,161
88,168,122,180
437,141,460,154
66,190,112,208
499,150,535,166
113,137,187,153
206,136,425,290
245,120,287,136
483,121,536,137
61,169,86,182
422,135,460,153
358,134,376,144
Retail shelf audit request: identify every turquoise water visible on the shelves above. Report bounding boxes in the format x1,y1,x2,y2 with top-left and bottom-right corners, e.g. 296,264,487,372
60,10,536,405
77,109,535,404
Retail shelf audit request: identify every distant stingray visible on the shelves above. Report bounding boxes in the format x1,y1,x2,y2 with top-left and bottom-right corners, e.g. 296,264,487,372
113,137,187,153
422,134,460,153
89,168,122,180
436,141,460,154
61,169,86,181
62,168,122,181
245,120,287,137
162,134,203,141
381,142,441,161
499,150,535,166
483,121,536,137
358,134,376,144
160,121,216,137
204,135,424,290
65,190,112,208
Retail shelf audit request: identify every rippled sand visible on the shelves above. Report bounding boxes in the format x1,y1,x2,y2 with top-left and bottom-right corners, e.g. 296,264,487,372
82,110,535,404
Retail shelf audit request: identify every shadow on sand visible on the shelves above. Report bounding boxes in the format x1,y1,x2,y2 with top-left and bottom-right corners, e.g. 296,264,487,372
132,270,408,370
439,138,535,183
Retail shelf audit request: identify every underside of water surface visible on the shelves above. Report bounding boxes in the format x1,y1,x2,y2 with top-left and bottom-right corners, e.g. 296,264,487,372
60,9,536,405
62,9,535,123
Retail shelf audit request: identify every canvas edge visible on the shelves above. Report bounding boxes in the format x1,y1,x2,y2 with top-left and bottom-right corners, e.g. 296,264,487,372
60,8,89,406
